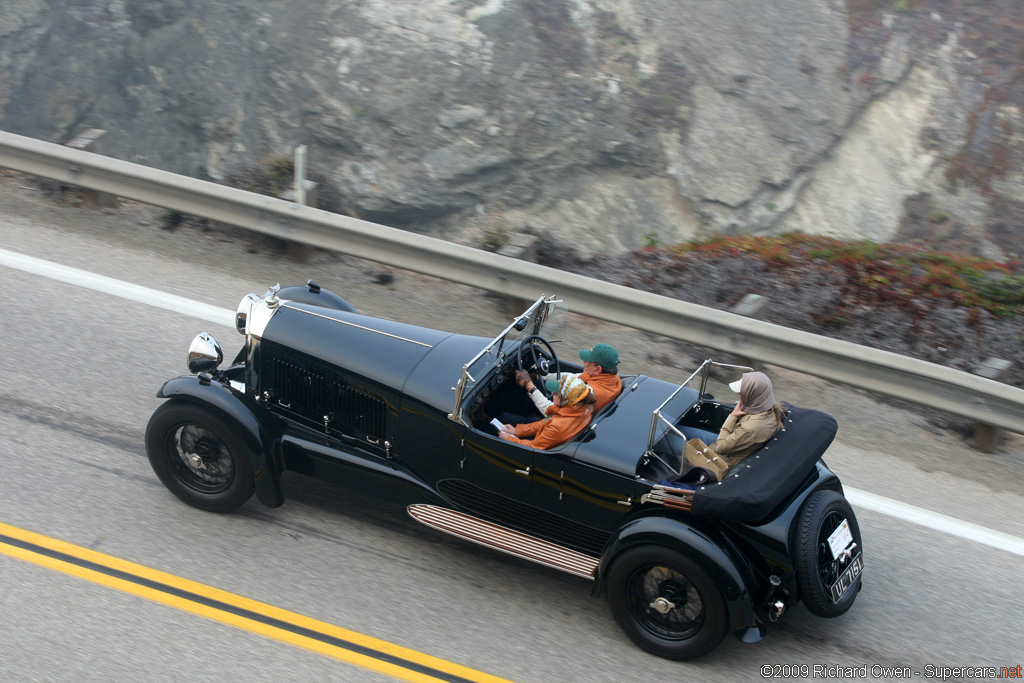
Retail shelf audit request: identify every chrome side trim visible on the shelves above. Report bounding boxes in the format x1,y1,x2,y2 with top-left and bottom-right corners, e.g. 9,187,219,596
280,303,432,348
407,504,599,579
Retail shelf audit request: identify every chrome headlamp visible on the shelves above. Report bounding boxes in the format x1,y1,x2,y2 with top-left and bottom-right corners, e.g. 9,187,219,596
235,293,260,335
187,332,223,374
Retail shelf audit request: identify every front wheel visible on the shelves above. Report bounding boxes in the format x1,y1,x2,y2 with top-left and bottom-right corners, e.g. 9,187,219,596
145,401,255,512
606,545,728,660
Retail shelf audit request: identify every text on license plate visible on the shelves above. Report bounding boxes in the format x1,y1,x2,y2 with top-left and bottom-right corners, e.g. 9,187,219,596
829,553,863,603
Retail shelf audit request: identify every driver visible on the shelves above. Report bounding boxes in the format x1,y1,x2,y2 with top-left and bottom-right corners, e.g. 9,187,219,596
516,343,622,414
498,373,596,449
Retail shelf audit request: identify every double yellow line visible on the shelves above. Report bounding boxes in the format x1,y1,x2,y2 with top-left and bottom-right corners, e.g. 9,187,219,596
0,522,517,683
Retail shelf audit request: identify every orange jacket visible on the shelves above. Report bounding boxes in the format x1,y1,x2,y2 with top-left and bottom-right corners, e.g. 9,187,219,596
506,403,593,450
580,372,622,412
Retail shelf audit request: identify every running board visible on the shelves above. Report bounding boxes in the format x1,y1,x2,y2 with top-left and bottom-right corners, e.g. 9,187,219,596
407,504,599,580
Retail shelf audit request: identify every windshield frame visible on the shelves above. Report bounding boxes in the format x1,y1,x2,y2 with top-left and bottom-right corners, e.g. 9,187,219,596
447,295,560,425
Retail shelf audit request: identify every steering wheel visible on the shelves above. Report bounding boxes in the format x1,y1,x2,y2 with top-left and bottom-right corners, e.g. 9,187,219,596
516,335,561,382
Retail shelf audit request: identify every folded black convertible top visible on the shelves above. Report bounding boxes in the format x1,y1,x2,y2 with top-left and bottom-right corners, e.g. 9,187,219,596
689,406,838,524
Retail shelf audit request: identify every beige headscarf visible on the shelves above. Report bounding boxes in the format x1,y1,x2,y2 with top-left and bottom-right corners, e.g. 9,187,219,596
732,372,785,427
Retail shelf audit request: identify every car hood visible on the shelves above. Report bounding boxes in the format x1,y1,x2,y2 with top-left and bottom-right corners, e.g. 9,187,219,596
260,301,489,413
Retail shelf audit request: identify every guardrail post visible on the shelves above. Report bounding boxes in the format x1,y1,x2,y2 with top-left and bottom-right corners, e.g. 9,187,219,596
730,293,768,371
279,145,319,262
972,357,1011,451
64,129,113,207
498,233,538,318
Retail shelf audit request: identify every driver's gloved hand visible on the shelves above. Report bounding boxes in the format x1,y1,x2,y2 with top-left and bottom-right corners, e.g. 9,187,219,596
515,369,532,387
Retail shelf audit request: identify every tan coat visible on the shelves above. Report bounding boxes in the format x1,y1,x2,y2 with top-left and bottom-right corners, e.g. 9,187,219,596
710,410,779,467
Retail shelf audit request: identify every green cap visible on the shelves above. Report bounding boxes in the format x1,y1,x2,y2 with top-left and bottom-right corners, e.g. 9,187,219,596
579,343,619,371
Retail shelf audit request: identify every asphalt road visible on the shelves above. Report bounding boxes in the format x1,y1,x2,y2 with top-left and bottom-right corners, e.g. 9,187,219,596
1,177,1022,682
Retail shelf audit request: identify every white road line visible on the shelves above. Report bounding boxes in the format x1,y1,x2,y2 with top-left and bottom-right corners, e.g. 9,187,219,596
2,247,1023,558
846,488,1024,557
0,248,234,327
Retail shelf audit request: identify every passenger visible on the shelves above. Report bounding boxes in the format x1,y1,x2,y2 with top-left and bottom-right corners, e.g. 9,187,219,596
498,373,596,449
516,343,623,414
682,371,784,467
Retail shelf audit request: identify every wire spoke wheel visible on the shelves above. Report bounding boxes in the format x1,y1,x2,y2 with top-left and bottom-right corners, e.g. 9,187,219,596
816,510,845,586
607,545,727,660
626,564,704,640
146,400,255,512
168,423,235,494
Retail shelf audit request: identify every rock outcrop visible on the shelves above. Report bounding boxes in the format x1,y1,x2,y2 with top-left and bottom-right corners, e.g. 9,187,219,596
1,0,1021,258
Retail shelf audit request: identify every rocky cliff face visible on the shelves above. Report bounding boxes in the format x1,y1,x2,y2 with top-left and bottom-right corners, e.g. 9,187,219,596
1,0,1021,258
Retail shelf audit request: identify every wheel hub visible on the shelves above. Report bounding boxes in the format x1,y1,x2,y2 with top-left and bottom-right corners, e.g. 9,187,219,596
173,425,232,488
184,437,221,472
650,597,676,614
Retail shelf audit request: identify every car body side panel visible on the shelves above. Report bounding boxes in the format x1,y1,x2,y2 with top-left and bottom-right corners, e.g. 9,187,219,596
395,395,468,490
279,429,446,505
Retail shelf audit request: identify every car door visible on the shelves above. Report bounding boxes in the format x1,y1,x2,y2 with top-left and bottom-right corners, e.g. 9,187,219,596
560,459,638,532
455,430,533,503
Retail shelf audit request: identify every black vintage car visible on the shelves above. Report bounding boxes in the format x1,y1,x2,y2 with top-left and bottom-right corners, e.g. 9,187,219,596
145,283,863,660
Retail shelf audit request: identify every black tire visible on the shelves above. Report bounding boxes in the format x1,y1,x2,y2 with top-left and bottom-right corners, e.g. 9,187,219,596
145,401,255,513
606,545,728,660
794,489,862,618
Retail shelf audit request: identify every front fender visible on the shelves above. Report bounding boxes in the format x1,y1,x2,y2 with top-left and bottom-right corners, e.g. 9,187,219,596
157,375,284,508
596,512,764,643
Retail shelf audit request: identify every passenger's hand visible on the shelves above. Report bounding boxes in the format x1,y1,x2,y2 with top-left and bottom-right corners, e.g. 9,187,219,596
498,430,513,441
730,401,746,417
500,423,515,434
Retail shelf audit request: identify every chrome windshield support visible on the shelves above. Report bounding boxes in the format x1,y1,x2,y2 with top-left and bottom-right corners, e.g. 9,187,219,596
448,295,559,426
644,360,754,455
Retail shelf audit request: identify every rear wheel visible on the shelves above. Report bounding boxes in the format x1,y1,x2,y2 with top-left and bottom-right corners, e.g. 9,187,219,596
606,545,728,660
145,401,255,512
795,489,862,617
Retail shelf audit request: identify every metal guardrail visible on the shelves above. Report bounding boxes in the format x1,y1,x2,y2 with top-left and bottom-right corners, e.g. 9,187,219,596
1,130,1022,434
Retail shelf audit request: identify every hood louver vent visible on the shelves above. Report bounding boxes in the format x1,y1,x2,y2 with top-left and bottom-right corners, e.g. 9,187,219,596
261,342,386,446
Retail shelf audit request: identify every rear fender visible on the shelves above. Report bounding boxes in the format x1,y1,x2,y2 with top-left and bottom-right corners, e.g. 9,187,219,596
596,512,764,642
156,375,284,508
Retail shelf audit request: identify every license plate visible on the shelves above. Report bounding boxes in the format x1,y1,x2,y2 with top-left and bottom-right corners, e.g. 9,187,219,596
829,552,863,603
828,519,854,559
